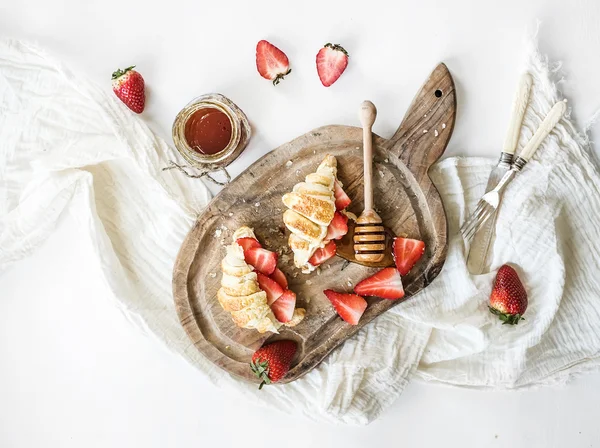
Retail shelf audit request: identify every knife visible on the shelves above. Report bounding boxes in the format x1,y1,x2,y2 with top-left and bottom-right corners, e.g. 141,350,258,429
467,73,533,274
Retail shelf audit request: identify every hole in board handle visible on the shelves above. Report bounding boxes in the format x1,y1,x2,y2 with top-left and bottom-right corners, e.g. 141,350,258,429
435,89,443,98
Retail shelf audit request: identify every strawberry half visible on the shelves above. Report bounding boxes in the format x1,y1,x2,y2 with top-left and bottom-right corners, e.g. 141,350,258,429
393,237,425,275
236,237,262,252
257,272,284,305
244,247,277,275
323,289,367,325
334,180,351,210
251,340,297,389
326,212,348,241
354,267,405,300
256,40,291,86
489,264,528,325
270,267,288,289
112,66,145,113
271,290,296,323
316,43,349,87
308,240,337,267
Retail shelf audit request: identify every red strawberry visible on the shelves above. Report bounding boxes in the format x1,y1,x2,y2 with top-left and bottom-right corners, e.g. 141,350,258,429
323,289,367,325
489,264,528,325
111,66,145,113
393,237,425,275
271,290,296,323
308,240,337,266
257,272,284,305
270,267,288,289
256,40,291,86
251,340,297,389
354,267,405,300
236,237,262,252
316,43,349,87
326,212,348,241
244,247,277,275
334,180,351,210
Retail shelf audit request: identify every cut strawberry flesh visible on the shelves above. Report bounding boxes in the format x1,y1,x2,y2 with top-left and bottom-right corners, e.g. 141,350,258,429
244,247,278,275
316,44,349,87
270,267,288,289
308,240,337,267
392,237,425,276
256,40,291,85
333,180,351,211
354,267,405,300
323,289,367,325
271,290,296,323
257,272,285,305
326,212,348,241
236,237,262,252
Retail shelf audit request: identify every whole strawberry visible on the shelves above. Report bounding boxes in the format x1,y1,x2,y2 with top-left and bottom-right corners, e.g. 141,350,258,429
111,66,145,113
489,264,528,325
251,340,296,389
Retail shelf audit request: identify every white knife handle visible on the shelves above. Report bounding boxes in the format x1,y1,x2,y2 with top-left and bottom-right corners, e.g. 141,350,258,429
502,73,533,155
518,100,567,162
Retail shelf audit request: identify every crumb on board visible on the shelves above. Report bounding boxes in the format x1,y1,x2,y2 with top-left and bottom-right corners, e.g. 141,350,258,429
442,123,446,129
214,229,222,238
316,267,321,276
228,212,234,216
225,345,230,350
423,129,428,133
209,272,217,278
384,158,389,163
255,202,260,207
434,130,439,137
306,280,312,285
295,169,301,177
378,170,385,178
424,114,427,117
285,160,293,168
347,280,353,287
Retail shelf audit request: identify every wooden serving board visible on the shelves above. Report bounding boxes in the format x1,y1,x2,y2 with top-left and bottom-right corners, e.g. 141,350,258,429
173,63,456,384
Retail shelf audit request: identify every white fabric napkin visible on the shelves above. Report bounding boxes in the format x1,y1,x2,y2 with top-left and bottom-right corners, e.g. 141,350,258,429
2,38,600,426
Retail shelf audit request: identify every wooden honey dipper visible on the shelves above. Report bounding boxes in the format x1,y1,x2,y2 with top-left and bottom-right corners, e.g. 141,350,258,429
354,101,386,263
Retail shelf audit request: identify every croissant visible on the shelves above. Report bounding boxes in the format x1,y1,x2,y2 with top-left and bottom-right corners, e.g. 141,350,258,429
218,227,280,333
217,226,306,333
282,155,343,273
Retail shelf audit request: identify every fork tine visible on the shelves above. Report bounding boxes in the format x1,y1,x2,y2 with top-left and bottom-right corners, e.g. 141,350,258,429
461,205,492,240
460,202,489,235
464,208,495,242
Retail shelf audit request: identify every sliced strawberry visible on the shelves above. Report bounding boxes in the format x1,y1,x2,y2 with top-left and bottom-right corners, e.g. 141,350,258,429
354,267,405,300
256,40,291,86
333,180,351,210
236,237,262,252
308,241,337,266
326,212,348,241
323,289,367,325
270,267,288,289
257,273,284,305
271,290,296,323
316,43,349,87
244,247,277,275
393,237,425,275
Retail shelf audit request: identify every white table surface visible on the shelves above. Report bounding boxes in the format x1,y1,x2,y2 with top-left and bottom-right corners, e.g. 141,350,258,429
2,0,600,446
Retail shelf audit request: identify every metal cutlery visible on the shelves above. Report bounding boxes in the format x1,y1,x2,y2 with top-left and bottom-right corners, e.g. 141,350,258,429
460,98,567,244
467,73,533,273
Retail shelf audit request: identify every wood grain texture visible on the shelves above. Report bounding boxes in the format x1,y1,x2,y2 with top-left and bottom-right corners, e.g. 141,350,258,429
173,63,456,385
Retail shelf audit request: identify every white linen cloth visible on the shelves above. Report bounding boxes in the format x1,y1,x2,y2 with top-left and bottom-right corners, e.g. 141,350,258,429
2,38,600,426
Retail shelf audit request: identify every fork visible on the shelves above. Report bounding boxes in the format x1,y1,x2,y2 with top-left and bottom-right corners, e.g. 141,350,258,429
460,99,567,243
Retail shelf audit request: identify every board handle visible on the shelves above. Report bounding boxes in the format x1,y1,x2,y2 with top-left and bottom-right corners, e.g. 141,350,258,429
387,63,456,171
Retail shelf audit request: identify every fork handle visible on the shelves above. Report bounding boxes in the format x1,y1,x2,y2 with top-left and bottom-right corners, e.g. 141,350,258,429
517,100,567,163
502,73,533,155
